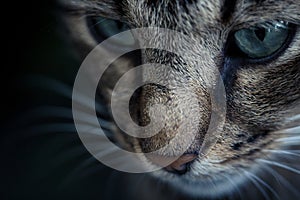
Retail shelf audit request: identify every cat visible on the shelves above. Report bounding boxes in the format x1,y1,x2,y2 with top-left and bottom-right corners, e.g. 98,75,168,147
57,0,300,199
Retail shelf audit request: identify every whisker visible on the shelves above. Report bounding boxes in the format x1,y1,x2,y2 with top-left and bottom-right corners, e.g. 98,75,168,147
275,136,300,145
25,123,111,138
65,156,100,179
26,75,72,98
261,164,300,197
263,149,300,158
15,105,114,135
73,112,114,130
245,170,280,200
258,159,300,175
273,126,300,134
220,174,242,200
25,75,105,113
42,145,91,174
88,17,109,28
242,170,271,200
77,125,114,137
13,106,73,128
286,114,300,122
60,147,118,187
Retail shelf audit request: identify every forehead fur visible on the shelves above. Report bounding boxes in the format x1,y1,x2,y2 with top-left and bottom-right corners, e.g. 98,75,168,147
63,0,300,26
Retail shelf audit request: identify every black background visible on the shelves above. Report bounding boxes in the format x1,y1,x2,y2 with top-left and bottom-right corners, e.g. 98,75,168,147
1,1,116,199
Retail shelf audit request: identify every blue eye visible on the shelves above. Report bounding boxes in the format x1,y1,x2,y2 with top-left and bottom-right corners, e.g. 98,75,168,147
88,16,136,46
233,21,293,59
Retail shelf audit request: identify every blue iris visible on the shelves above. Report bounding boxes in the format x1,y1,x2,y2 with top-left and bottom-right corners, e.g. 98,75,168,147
234,22,289,58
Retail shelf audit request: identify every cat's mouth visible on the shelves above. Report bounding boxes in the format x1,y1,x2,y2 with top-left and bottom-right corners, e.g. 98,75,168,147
163,154,197,174
146,153,199,175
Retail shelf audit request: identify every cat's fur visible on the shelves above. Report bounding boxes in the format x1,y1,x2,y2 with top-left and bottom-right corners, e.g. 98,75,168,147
58,0,300,199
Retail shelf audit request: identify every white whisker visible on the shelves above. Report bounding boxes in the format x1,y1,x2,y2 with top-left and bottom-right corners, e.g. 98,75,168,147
11,106,72,129
242,170,271,200
261,164,300,197
286,114,300,122
73,112,114,130
42,145,90,176
273,126,300,134
60,148,118,187
220,174,242,200
243,170,279,200
27,123,111,137
275,136,300,144
26,75,105,113
26,75,72,97
263,149,300,157
17,106,114,134
80,125,113,137
258,159,300,175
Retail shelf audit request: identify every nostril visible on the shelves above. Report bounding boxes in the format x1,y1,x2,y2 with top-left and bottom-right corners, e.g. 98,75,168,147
164,154,198,175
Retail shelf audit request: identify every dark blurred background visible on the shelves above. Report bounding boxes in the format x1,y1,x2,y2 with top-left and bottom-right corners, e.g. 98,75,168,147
0,1,117,199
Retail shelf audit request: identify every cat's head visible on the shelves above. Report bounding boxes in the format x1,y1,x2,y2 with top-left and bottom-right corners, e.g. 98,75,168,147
59,0,300,198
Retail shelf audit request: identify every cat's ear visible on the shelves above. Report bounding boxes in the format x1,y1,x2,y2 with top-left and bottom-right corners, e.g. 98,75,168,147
58,0,123,20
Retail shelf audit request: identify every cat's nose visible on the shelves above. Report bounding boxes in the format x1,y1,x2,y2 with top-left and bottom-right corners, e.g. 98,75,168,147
164,154,198,175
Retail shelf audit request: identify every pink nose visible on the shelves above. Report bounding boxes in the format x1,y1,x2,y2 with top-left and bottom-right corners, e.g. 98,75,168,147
164,154,198,174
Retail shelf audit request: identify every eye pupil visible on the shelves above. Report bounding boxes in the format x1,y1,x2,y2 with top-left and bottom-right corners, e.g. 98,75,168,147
116,21,126,31
254,28,266,41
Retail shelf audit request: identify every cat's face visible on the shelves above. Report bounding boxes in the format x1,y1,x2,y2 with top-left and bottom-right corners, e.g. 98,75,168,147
59,0,300,198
